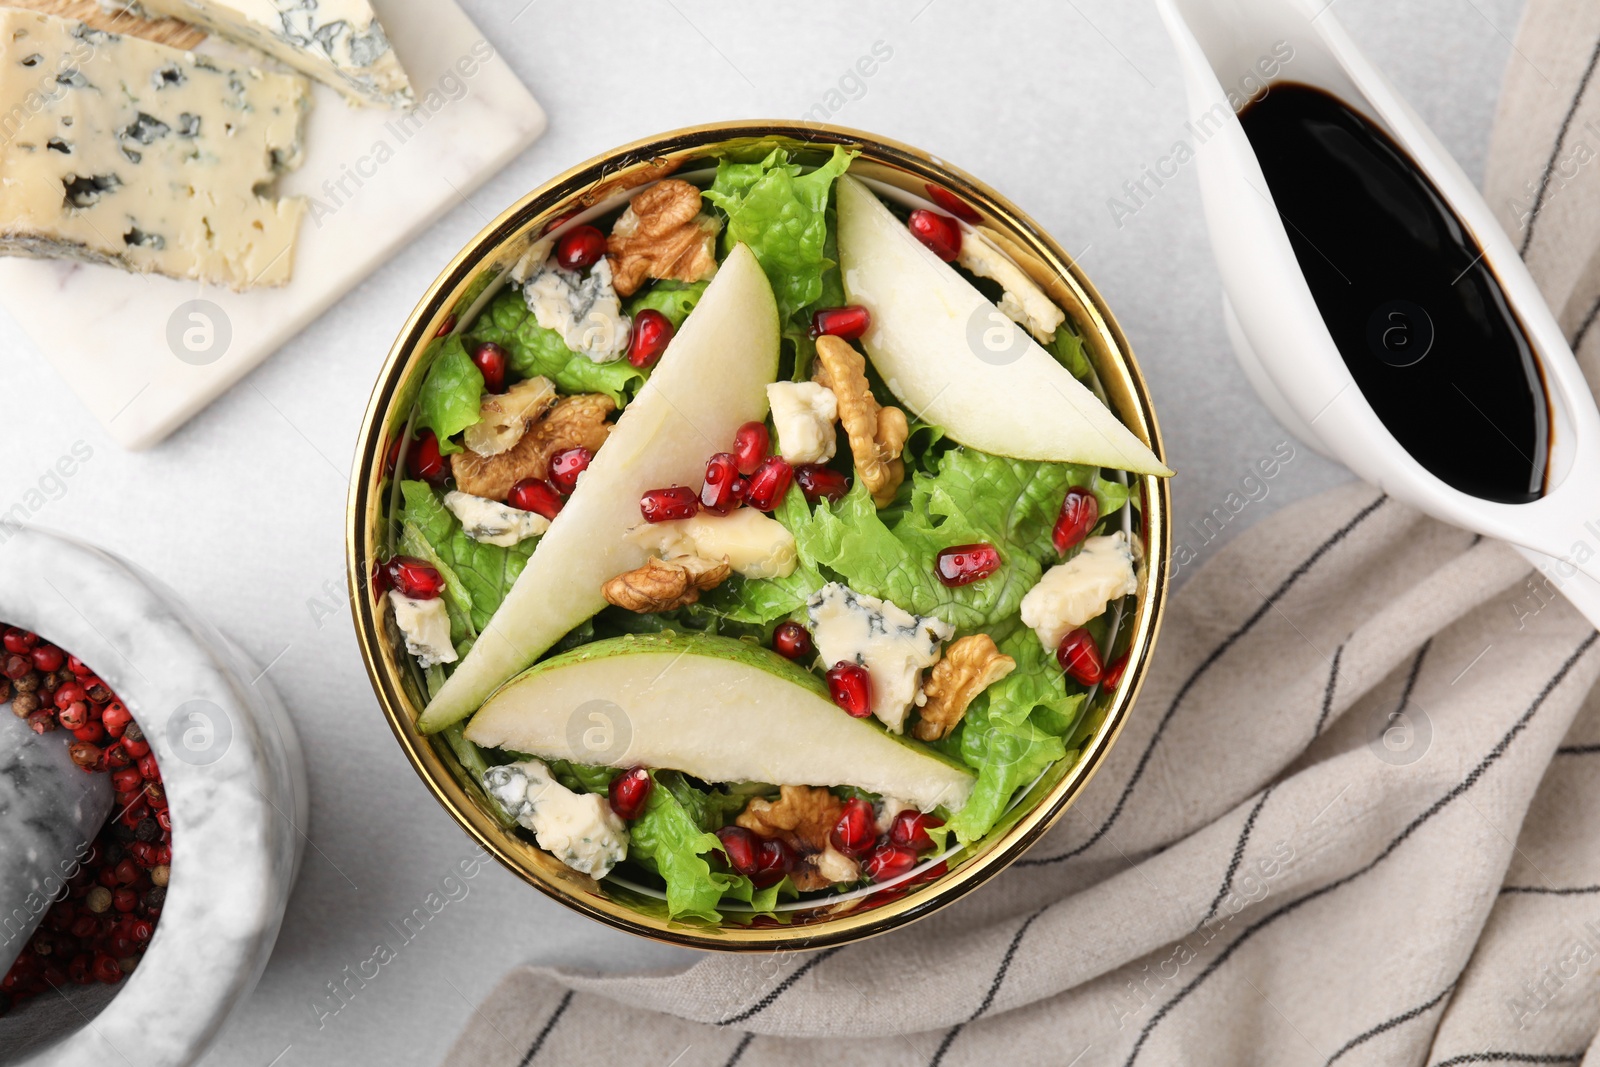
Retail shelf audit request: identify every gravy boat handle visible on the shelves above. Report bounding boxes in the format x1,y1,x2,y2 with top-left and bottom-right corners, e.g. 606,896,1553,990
1159,0,1600,624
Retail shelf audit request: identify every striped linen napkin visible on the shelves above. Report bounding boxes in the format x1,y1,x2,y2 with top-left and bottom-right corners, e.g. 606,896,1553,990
446,2,1600,1063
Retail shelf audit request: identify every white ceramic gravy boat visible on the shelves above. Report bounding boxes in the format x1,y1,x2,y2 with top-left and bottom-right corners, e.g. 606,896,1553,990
1158,0,1600,626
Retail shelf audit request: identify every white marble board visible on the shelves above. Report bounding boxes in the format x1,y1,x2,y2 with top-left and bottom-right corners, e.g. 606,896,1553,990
0,0,546,451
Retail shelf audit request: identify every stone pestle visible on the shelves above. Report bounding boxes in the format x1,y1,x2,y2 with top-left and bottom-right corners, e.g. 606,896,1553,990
0,707,112,977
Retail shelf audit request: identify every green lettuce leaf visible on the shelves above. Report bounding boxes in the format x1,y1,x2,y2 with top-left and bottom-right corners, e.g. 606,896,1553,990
415,337,484,455
945,630,1084,845
545,759,618,795
785,471,1040,634
625,279,708,329
629,771,760,922
399,480,536,631
908,448,1129,562
715,449,1129,634
1048,320,1093,381
466,289,646,407
704,145,856,322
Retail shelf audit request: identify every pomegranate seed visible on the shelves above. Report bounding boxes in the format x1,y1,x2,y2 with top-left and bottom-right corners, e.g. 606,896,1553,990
407,430,446,482
31,644,64,673
808,305,872,340
91,955,120,984
3,654,30,680
470,342,508,394
640,486,700,523
829,797,876,856
370,559,392,596
111,768,142,794
1056,628,1104,685
381,557,446,600
3,629,37,654
1052,488,1099,556
888,810,945,852
910,859,949,886
935,543,1001,587
508,478,564,519
548,447,592,495
627,308,674,369
555,225,606,271
384,434,403,475
700,452,748,513
826,661,872,718
68,742,100,769
864,842,920,882
771,621,814,662
924,183,982,223
434,314,457,338
1104,652,1130,691
715,826,760,875
745,456,793,512
137,754,160,781
732,421,769,476
608,766,652,821
908,209,961,261
102,703,131,739
750,838,794,888
795,464,850,505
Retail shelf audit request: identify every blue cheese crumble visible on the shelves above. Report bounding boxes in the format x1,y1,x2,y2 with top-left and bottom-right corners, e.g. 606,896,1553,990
522,256,631,363
482,760,628,878
387,591,456,669
444,490,549,547
1020,532,1138,651
806,583,953,734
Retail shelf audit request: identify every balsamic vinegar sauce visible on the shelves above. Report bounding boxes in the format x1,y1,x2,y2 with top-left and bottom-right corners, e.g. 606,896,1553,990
1239,83,1549,504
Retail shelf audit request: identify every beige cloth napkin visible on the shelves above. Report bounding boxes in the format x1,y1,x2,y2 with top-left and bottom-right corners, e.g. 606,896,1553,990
445,3,1600,1064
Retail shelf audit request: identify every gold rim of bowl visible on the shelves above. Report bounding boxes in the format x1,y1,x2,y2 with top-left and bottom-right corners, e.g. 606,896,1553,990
345,121,1171,952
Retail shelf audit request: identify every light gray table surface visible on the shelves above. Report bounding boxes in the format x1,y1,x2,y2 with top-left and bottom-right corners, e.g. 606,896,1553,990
0,1,1520,1063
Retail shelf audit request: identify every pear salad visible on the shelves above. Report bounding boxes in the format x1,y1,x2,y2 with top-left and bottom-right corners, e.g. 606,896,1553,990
376,148,1172,923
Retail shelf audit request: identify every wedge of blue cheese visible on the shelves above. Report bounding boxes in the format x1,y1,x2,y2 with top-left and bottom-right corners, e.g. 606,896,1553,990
102,0,415,108
0,10,311,288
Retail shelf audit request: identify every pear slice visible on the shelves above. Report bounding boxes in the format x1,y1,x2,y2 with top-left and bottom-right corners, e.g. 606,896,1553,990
418,245,780,733
835,175,1172,476
464,633,975,812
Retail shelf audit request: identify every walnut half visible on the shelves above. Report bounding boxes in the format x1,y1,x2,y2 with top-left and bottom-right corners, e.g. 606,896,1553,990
813,335,907,507
606,179,721,297
452,393,614,500
913,634,1017,742
601,555,730,613
736,785,861,891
